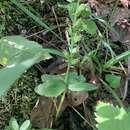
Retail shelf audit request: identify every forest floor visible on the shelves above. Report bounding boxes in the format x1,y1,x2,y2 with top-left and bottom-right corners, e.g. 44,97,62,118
0,0,130,130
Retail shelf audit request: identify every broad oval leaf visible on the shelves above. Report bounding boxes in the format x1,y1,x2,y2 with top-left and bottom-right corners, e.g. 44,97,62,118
20,120,31,130
0,36,51,96
35,75,66,97
68,82,97,91
66,72,96,92
9,118,19,130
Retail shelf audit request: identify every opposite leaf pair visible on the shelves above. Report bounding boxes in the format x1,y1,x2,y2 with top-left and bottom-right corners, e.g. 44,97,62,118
35,72,97,97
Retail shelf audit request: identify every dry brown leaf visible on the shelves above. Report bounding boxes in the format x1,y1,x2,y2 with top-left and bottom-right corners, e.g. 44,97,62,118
31,96,55,128
111,8,130,25
88,0,115,16
31,91,89,128
110,8,130,43
66,91,88,107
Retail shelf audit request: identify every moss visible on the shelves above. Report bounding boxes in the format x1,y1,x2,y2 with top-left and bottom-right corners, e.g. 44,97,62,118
0,67,40,129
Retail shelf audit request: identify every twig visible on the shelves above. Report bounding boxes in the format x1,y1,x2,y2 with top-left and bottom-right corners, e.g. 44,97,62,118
123,46,130,100
71,106,97,130
52,6,62,38
26,24,66,38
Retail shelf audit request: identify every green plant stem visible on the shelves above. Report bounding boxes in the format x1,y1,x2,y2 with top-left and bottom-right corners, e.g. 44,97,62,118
55,90,66,119
100,79,125,109
65,61,71,84
55,62,70,119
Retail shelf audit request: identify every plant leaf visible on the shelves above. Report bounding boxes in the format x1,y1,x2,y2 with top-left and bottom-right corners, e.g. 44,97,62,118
35,74,66,97
9,118,19,130
67,72,97,92
75,4,86,18
71,32,81,44
68,82,97,91
67,72,86,83
105,74,121,89
67,2,77,21
95,102,130,130
75,4,91,18
42,48,65,58
20,120,31,130
0,36,51,96
66,0,75,2
4,127,11,130
37,128,57,130
82,20,97,34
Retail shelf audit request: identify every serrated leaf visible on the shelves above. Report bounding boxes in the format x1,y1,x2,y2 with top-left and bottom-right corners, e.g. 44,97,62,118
95,102,130,130
0,36,51,96
95,102,122,119
9,118,19,130
35,75,66,97
105,74,121,89
20,120,31,130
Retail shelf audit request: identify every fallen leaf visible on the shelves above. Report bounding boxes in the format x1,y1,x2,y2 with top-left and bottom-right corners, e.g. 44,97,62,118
66,91,88,107
31,97,55,128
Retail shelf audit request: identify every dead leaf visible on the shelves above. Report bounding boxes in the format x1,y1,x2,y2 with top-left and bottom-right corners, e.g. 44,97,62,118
45,58,67,74
31,96,55,128
66,91,88,107
110,8,130,44
111,8,130,25
88,0,115,16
